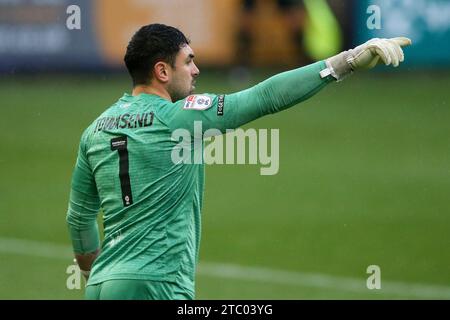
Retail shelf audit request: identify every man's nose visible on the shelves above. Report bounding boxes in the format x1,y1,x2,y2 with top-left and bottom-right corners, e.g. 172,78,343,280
192,63,200,77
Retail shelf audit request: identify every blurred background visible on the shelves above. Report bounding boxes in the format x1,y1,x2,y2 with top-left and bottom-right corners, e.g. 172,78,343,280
1,0,450,299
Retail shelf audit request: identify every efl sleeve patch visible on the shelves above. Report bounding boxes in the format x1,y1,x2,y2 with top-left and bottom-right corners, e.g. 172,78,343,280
183,95,212,111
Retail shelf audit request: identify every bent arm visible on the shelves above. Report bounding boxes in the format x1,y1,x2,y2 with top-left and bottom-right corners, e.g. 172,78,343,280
66,138,101,275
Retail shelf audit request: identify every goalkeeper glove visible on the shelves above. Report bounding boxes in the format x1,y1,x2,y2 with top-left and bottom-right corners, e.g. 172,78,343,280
321,37,412,81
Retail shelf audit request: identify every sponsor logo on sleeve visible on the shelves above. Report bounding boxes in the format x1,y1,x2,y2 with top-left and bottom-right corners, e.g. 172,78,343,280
217,95,225,116
183,95,212,110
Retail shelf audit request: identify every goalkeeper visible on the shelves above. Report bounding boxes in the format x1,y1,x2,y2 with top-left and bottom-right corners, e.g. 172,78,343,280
66,23,411,300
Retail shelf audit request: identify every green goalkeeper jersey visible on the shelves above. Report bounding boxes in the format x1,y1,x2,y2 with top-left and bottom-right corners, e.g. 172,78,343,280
66,61,333,297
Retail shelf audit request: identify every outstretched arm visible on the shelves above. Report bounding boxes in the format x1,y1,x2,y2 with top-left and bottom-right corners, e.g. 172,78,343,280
162,37,412,134
226,37,411,128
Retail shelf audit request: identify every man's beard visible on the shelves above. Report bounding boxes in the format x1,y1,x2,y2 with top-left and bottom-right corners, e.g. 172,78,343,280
168,81,192,102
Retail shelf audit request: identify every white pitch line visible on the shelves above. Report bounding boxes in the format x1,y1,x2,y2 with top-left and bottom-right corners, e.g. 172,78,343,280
198,262,450,299
1,237,450,299
0,237,73,260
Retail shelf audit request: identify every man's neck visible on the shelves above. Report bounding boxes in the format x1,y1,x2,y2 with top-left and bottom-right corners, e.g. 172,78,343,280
132,84,172,101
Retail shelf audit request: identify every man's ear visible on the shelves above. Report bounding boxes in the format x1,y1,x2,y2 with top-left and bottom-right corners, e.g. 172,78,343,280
153,61,170,83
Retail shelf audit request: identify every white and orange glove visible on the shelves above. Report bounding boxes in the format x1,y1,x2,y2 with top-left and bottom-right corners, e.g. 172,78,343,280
321,37,412,81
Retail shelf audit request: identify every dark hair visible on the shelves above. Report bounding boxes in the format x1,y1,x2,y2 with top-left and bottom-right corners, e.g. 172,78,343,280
124,24,190,86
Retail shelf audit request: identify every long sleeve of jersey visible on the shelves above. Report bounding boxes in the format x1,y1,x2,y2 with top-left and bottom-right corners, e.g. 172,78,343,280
160,61,334,134
66,134,101,254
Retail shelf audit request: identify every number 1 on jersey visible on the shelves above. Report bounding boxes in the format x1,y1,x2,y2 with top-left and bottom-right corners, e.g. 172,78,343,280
111,136,133,207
